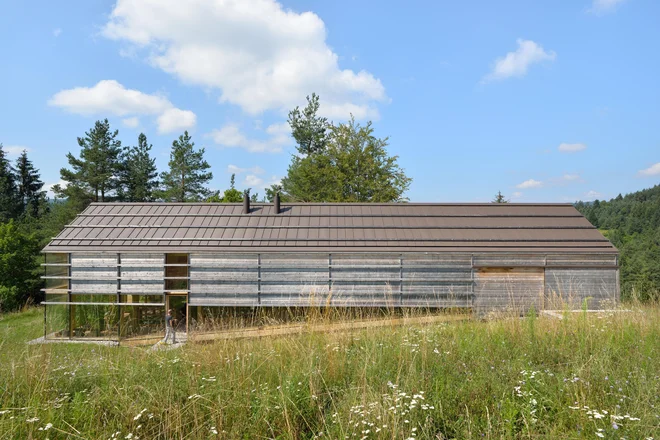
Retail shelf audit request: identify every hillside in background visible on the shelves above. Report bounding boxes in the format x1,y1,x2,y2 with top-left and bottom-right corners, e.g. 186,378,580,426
575,184,660,300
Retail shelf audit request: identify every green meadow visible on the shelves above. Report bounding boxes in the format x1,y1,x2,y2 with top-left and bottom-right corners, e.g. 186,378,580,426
0,305,658,439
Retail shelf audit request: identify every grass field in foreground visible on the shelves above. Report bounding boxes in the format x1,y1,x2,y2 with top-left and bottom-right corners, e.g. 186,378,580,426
0,306,658,439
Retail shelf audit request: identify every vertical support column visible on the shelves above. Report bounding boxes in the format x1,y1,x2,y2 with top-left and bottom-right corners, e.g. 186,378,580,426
117,253,121,342
328,253,333,297
43,254,47,340
257,253,262,306
68,253,72,340
187,253,191,334
542,255,547,310
399,254,404,306
470,254,475,309
615,254,620,304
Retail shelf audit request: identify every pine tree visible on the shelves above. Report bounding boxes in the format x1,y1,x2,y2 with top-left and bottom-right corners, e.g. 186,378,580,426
492,191,509,203
55,119,122,206
15,150,46,217
119,133,159,202
288,93,330,155
0,144,20,222
157,131,212,202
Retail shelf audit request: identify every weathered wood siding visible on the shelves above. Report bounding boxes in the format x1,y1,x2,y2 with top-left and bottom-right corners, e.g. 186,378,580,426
545,268,618,309
120,253,164,294
63,251,619,311
189,254,258,306
402,254,472,307
474,267,544,314
188,253,474,307
70,254,116,294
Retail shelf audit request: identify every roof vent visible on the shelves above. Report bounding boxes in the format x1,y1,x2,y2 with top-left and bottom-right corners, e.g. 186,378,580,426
243,191,250,214
274,192,281,214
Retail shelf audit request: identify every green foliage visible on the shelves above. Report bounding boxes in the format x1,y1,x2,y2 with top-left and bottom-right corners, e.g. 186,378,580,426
1,307,659,438
157,131,213,202
118,133,159,202
206,174,244,203
0,144,20,222
55,119,123,206
288,93,330,155
282,117,412,202
15,149,47,217
492,190,509,203
0,221,40,311
575,185,660,300
265,184,287,202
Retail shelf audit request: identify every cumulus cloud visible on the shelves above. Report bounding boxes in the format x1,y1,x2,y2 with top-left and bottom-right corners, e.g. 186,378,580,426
208,123,290,153
516,179,543,189
48,79,196,134
228,165,265,175
589,0,628,14
483,39,556,83
562,173,582,181
511,191,523,199
584,190,602,200
638,162,660,176
2,145,31,157
122,117,140,128
102,0,386,119
558,142,587,153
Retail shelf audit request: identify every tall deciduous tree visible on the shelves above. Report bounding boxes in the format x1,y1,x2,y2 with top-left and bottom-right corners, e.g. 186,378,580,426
119,133,159,202
55,119,122,206
158,131,212,202
282,116,411,202
0,144,20,222
288,93,330,156
15,150,46,217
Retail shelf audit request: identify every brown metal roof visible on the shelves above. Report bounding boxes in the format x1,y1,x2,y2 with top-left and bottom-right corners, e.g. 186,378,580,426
42,202,618,254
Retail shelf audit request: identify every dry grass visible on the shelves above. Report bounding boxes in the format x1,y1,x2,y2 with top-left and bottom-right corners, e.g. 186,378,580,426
0,301,658,439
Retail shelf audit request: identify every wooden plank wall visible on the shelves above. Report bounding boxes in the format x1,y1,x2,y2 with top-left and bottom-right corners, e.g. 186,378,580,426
545,269,618,309
189,253,473,307
70,254,116,294
120,254,164,295
66,252,619,311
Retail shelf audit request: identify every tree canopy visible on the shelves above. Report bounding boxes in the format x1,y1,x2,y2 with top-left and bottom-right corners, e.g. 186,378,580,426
55,119,123,206
282,96,411,202
158,131,213,202
118,133,159,202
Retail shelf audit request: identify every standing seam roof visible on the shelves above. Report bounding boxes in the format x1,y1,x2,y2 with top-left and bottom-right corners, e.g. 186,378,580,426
42,203,618,254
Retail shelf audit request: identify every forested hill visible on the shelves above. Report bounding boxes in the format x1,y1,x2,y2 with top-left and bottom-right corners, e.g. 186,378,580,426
575,184,660,300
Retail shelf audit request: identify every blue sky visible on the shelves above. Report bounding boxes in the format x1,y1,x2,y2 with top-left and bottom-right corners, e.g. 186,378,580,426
1,0,658,202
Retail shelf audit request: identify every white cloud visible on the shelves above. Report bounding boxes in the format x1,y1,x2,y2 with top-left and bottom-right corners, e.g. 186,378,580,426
156,108,196,134
244,174,263,187
2,145,31,157
44,180,67,198
483,39,556,83
512,191,523,199
48,79,196,134
562,173,581,181
558,142,587,153
589,0,628,14
122,117,140,128
102,0,386,119
228,165,265,175
516,179,543,189
208,122,290,153
638,162,660,177
53,28,62,37
584,190,602,200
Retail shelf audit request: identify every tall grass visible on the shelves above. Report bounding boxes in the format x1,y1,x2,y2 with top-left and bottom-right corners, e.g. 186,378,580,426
0,302,658,439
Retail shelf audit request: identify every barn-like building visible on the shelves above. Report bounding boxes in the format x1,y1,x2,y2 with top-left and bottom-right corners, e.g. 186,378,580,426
41,197,619,341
